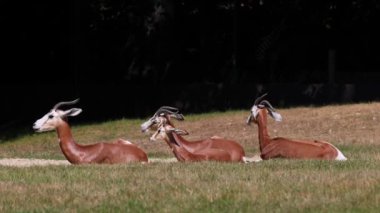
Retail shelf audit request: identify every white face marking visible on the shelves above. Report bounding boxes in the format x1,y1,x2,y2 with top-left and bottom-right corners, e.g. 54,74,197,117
33,110,62,132
149,116,180,141
142,116,167,132
251,104,282,122
251,105,259,121
141,117,155,132
150,125,167,141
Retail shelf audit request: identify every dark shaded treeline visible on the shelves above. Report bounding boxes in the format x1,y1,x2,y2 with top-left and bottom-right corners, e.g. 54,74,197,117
1,0,380,137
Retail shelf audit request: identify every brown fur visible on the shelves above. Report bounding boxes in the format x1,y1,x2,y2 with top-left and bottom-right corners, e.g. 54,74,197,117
156,116,245,162
56,121,148,164
254,108,339,160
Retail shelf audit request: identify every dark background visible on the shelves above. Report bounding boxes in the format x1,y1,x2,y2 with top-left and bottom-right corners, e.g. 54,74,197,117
1,0,380,137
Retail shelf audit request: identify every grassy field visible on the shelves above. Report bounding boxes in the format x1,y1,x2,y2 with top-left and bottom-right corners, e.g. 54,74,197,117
1,102,380,212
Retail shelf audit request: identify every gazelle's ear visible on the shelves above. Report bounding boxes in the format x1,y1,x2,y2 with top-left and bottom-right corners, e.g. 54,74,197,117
268,110,282,122
64,108,82,117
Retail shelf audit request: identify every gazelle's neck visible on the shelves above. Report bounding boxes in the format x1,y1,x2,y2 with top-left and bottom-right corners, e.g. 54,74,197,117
165,131,188,161
55,120,81,163
257,110,271,151
56,121,74,143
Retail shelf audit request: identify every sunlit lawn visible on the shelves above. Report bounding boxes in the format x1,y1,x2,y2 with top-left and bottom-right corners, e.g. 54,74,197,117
1,102,380,212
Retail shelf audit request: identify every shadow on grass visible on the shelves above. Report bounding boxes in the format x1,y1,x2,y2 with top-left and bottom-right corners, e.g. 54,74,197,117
0,118,121,143
0,120,33,143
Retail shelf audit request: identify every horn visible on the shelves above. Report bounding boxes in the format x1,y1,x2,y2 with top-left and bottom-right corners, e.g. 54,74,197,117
52,98,80,110
254,93,268,105
260,100,276,111
151,106,185,121
160,106,179,112
154,106,180,117
142,106,182,132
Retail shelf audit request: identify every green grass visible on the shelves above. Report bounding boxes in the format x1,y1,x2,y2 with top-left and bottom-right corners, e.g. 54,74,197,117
1,103,380,212
0,161,379,212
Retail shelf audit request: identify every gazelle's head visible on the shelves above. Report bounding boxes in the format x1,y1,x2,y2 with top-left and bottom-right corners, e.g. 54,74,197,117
141,106,186,142
149,116,189,142
141,106,184,133
246,93,282,125
33,99,82,132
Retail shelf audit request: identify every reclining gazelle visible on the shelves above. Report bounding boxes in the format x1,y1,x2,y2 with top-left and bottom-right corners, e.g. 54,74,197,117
246,94,347,161
33,99,148,164
141,106,247,162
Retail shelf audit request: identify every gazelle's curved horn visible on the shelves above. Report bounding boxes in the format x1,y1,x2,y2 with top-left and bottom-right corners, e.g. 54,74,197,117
254,93,268,105
159,106,179,112
153,106,184,120
154,108,177,116
53,98,80,110
260,100,276,111
154,106,179,116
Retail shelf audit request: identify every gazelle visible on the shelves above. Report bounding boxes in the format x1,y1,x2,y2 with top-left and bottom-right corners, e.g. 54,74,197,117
33,99,148,164
246,94,347,161
141,106,246,162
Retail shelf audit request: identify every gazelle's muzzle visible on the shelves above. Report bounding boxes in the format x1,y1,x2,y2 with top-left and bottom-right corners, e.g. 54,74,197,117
141,118,154,132
33,124,41,132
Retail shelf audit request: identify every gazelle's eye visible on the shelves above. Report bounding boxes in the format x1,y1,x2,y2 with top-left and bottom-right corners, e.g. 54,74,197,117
48,115,54,119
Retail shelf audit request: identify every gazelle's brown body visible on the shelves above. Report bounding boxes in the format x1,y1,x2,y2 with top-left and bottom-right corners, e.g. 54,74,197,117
141,106,245,162
56,120,148,164
158,121,243,162
172,134,244,162
33,99,148,164
247,94,347,161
